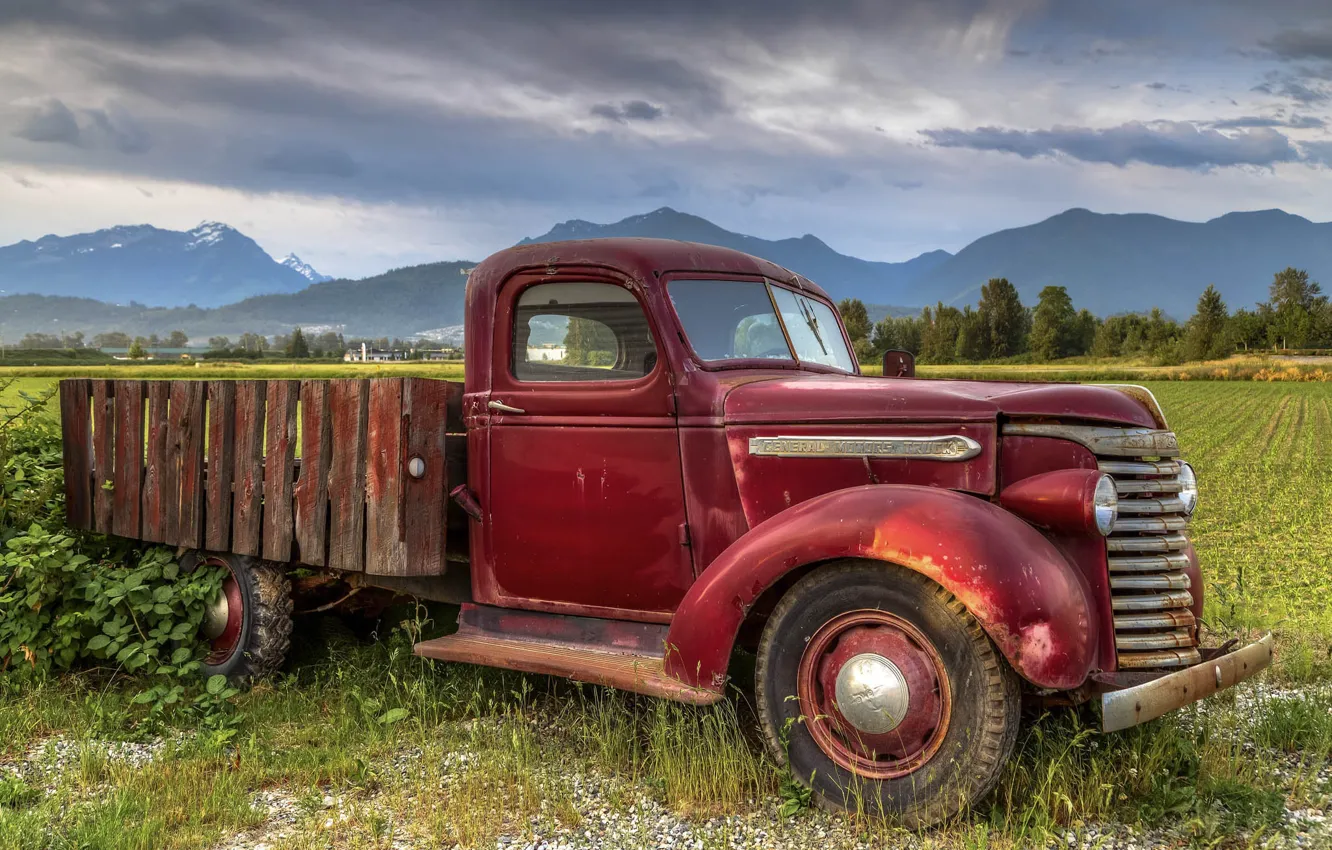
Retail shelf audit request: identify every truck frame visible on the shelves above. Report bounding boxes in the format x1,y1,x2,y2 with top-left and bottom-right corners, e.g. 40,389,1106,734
58,237,1272,826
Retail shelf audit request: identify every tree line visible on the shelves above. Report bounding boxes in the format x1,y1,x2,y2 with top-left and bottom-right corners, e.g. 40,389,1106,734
837,267,1331,366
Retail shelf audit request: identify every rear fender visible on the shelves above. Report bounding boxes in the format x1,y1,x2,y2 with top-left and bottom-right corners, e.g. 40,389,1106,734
664,484,1097,694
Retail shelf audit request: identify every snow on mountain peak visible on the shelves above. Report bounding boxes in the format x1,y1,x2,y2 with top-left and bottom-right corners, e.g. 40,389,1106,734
278,253,332,283
186,221,234,250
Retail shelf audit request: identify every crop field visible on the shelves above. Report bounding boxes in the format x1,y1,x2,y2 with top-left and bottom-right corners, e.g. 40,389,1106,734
0,370,1330,849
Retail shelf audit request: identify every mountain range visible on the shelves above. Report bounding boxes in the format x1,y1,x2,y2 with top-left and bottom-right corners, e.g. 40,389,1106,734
519,207,953,305
0,222,327,308
0,206,1330,341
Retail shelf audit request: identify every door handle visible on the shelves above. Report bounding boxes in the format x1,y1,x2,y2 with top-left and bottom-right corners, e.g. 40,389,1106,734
488,400,526,414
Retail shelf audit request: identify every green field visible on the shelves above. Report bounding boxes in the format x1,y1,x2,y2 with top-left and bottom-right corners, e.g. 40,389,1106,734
1,370,1329,848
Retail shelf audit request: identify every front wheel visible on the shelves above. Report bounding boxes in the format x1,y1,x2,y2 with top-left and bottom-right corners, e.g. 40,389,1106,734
754,560,1021,828
185,552,293,686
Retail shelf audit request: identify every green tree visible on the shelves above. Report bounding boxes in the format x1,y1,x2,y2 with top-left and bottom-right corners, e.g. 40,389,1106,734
836,298,874,362
954,306,988,361
871,315,923,356
1070,309,1098,356
285,327,311,358
977,278,1027,358
1184,286,1230,361
207,336,232,350
1029,286,1077,361
1263,267,1324,349
562,317,616,365
166,330,190,348
1226,309,1265,352
919,304,964,364
93,332,131,349
128,338,147,359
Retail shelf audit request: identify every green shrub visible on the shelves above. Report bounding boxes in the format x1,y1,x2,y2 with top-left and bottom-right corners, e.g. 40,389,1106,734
0,383,227,721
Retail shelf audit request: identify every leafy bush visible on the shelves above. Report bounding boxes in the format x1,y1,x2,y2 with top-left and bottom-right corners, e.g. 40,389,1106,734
0,384,226,711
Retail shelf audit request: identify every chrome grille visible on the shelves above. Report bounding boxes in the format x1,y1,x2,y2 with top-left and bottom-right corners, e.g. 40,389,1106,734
1099,442,1200,668
1004,422,1201,670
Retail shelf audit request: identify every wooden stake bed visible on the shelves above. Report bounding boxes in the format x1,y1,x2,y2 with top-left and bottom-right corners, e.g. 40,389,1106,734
59,378,464,577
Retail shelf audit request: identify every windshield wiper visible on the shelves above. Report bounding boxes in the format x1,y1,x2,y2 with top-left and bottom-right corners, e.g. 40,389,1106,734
797,297,830,355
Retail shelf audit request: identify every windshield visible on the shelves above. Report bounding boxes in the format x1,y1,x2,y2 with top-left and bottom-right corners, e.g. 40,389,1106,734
667,279,855,372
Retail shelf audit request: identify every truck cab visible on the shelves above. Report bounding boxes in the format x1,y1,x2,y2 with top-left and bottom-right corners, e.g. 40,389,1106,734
58,237,1272,827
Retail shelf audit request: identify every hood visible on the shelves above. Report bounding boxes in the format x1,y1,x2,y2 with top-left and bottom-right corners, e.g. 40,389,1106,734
723,375,1159,429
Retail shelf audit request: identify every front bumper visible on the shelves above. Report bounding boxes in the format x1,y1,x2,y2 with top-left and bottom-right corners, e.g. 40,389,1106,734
1100,634,1274,733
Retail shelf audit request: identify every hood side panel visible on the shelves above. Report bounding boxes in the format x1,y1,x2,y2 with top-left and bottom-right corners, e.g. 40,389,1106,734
726,422,998,528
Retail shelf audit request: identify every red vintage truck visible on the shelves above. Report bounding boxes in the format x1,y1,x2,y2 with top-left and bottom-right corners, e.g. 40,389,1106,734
58,238,1272,826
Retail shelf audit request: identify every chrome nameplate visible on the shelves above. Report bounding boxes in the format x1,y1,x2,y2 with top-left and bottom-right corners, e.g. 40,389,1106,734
747,435,982,461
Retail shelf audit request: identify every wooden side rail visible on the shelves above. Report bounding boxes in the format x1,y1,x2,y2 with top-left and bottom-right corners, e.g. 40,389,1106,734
59,378,463,577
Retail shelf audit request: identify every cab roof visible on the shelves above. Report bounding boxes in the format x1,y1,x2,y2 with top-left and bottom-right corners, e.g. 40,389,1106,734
467,237,836,303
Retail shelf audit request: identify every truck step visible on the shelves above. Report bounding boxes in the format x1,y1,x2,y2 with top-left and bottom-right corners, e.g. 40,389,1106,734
413,605,720,706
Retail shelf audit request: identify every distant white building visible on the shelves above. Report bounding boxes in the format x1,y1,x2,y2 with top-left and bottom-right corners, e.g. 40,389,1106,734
344,342,410,362
527,345,566,362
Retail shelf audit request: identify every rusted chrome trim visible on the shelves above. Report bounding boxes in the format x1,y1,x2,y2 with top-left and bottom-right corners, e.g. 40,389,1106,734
1115,477,1184,495
747,434,982,461
1099,459,1181,477
1110,572,1190,591
1115,630,1195,650
1116,647,1202,668
1004,423,1180,458
1108,552,1191,572
1114,610,1196,630
1100,634,1274,732
1107,532,1189,552
1112,515,1188,533
1115,497,1187,515
1111,589,1193,611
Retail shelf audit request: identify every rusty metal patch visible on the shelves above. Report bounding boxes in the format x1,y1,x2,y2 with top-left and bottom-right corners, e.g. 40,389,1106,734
747,434,982,461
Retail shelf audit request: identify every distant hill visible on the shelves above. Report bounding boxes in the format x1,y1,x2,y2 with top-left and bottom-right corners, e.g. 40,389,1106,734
914,208,1332,318
0,261,473,342
0,222,323,308
2,206,1330,342
520,207,951,305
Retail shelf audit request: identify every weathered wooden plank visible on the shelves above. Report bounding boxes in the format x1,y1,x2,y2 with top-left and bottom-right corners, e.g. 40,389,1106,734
141,382,171,543
91,380,115,533
204,381,236,552
261,380,298,563
294,380,332,567
366,378,407,576
59,380,93,530
172,381,206,549
327,379,369,572
111,380,144,539
402,378,454,576
231,381,267,557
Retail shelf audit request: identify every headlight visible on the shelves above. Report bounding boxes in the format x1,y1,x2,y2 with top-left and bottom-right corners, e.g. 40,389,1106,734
1177,462,1198,516
1093,474,1118,536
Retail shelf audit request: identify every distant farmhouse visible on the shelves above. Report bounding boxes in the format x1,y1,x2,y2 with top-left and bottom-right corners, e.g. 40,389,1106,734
343,342,459,362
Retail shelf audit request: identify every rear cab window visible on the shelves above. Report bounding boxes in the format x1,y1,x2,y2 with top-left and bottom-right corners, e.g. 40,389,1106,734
511,282,658,382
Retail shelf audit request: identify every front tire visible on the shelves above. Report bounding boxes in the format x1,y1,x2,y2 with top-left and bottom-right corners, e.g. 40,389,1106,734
187,551,293,686
754,560,1021,828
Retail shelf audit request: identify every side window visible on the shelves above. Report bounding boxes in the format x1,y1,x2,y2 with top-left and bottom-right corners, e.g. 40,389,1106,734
511,282,658,383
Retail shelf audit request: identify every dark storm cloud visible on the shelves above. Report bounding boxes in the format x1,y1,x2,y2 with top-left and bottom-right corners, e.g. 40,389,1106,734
923,121,1303,170
12,98,80,144
1210,114,1326,129
590,101,665,123
260,144,359,178
1252,72,1331,104
1264,28,1332,61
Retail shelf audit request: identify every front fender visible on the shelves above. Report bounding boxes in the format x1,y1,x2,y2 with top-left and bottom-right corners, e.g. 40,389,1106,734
664,484,1097,693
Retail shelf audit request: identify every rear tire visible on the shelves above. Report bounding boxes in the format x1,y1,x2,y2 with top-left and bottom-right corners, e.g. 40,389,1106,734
754,560,1021,828
186,551,293,686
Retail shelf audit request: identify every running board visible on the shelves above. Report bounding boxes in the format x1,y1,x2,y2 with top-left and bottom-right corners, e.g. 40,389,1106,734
413,604,721,705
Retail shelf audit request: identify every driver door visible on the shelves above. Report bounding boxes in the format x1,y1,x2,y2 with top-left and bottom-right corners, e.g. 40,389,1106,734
483,275,692,621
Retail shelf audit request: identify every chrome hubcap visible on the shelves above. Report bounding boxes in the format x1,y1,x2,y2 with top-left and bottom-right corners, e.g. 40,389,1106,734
834,652,910,734
201,590,230,640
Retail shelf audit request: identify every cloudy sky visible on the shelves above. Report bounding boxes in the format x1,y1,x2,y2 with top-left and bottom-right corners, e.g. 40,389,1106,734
2,0,1332,277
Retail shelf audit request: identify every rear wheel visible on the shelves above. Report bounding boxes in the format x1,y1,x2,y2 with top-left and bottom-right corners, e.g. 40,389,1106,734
754,560,1021,828
186,552,293,686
